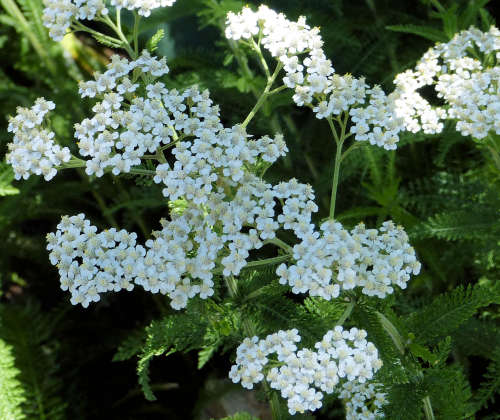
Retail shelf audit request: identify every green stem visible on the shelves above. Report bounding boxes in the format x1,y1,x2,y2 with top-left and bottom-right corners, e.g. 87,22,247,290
225,29,289,148
216,255,290,275
101,13,135,58
129,168,156,176
376,311,405,355
132,11,141,56
327,116,340,143
264,237,293,253
72,21,122,48
245,255,290,269
423,396,436,420
155,148,167,164
241,62,283,129
329,136,344,220
251,37,270,78
328,113,351,219
59,157,86,169
268,85,287,95
340,140,364,162
376,312,436,420
336,300,355,326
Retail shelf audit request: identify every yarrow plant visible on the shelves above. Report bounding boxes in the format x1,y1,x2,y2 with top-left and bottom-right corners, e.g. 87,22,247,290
7,1,498,418
392,25,500,139
229,327,383,414
7,98,72,181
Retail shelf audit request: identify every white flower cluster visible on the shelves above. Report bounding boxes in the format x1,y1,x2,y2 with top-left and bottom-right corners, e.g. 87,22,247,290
40,68,420,308
6,98,71,181
393,26,500,139
47,213,221,309
277,220,421,300
45,172,323,309
153,126,290,209
111,0,176,17
225,5,405,150
42,0,108,41
42,0,176,41
340,381,387,420
75,52,171,177
229,327,383,415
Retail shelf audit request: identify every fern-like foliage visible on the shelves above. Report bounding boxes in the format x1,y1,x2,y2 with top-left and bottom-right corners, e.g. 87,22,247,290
383,381,425,420
0,301,67,419
135,301,210,400
453,318,500,359
0,339,26,420
471,348,500,412
405,283,500,345
424,365,472,419
0,162,19,197
416,209,500,241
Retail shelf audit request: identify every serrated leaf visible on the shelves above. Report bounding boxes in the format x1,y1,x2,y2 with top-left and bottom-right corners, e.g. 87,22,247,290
223,53,234,66
409,342,438,364
146,28,165,52
406,284,500,345
471,348,500,411
198,343,219,369
0,340,26,420
93,33,122,49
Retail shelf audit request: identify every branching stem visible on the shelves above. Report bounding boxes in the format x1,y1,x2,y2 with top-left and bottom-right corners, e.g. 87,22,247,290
328,112,353,219
241,62,284,128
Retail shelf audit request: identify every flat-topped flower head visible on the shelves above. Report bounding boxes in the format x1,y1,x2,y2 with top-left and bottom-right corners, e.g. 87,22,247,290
276,220,420,300
43,0,177,41
6,98,70,181
392,26,500,140
229,327,382,415
226,5,406,149
110,0,176,17
340,381,387,420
